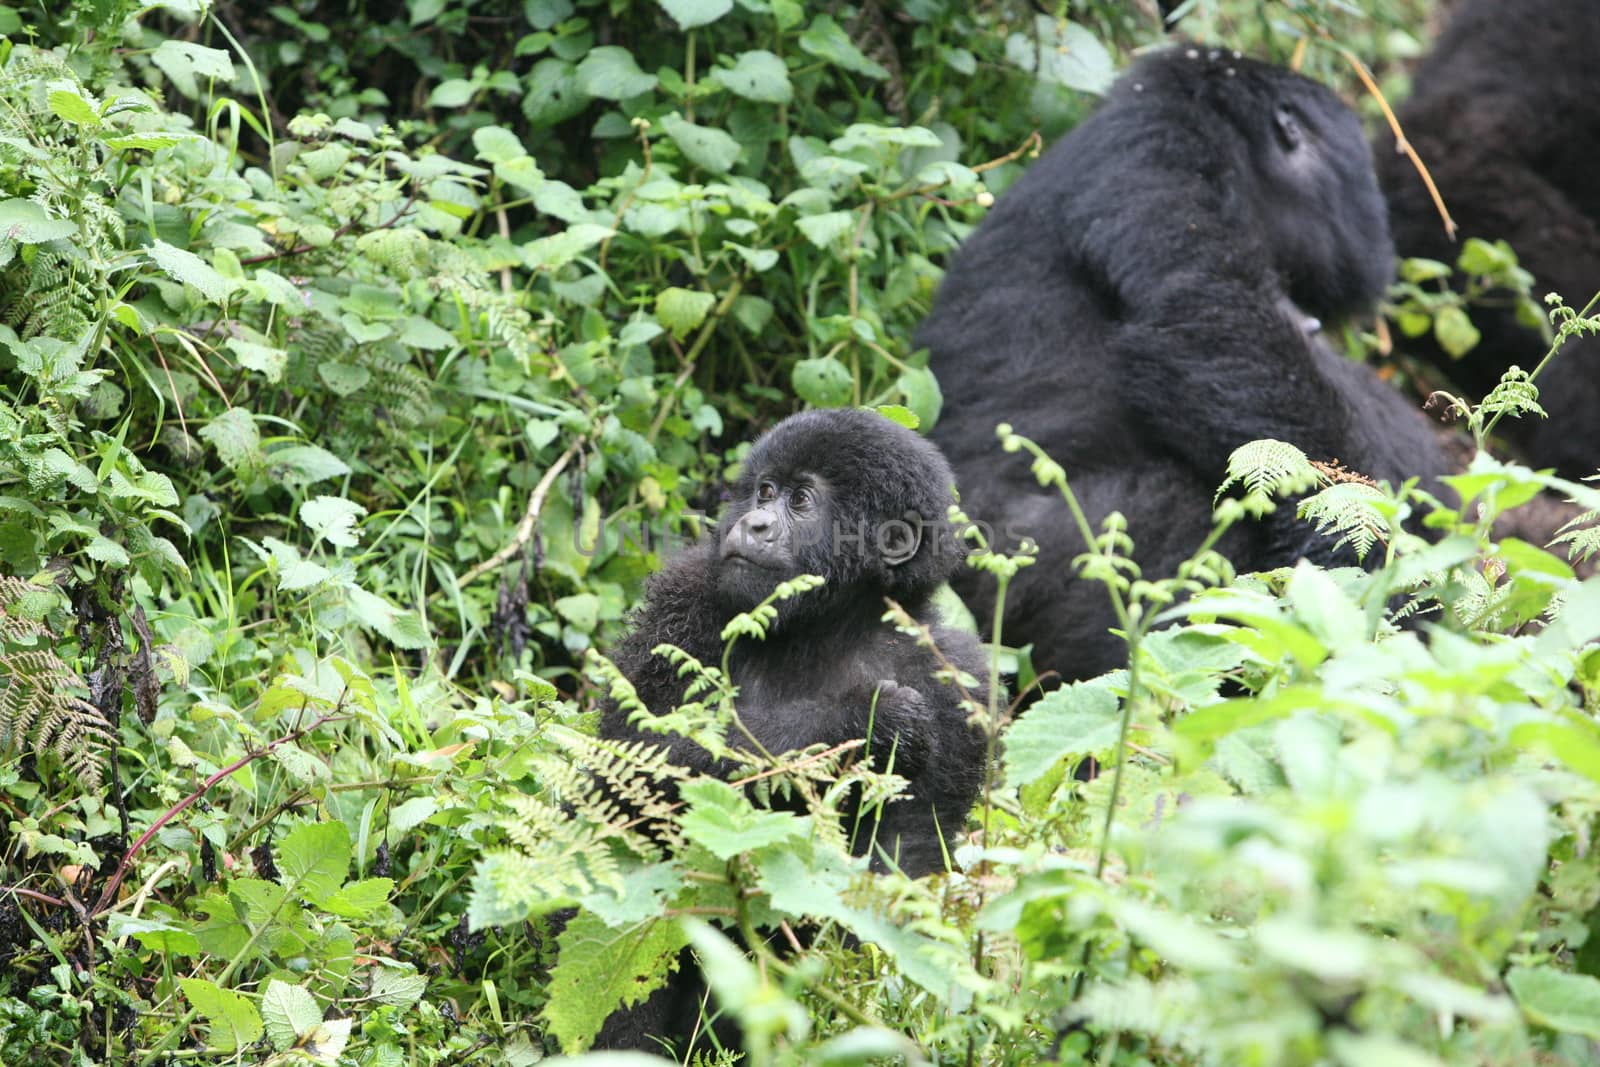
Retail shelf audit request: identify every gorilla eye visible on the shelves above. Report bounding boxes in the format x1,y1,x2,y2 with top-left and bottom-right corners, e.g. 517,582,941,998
791,485,815,510
756,481,777,504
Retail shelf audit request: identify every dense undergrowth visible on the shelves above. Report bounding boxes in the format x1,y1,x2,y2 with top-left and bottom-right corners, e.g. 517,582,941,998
4,0,1600,1063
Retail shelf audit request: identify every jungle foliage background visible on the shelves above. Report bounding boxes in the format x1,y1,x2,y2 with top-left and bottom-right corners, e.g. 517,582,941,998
5,0,1600,1063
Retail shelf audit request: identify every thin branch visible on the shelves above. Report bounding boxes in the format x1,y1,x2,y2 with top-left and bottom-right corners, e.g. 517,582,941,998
239,191,421,266
455,437,586,589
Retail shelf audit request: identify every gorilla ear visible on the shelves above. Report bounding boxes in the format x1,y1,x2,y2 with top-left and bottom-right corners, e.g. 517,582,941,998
1273,103,1304,152
880,512,924,569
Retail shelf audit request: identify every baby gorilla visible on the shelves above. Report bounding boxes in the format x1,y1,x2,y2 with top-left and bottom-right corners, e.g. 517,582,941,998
600,407,991,878
589,409,992,1053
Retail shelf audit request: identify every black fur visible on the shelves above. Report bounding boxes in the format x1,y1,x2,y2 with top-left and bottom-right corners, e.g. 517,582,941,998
917,47,1450,685
1377,0,1600,478
591,408,993,1051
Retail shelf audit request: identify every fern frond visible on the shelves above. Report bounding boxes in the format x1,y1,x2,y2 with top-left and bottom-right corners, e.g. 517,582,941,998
1553,508,1600,564
1216,439,1320,504
1480,365,1546,424
1297,481,1389,561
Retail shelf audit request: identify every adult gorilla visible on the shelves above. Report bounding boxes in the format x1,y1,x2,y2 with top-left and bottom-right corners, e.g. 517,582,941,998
591,408,993,1051
917,47,1449,684
1377,0,1600,478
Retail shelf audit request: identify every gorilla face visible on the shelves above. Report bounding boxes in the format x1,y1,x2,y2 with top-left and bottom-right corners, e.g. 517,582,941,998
716,474,832,609
1253,84,1393,322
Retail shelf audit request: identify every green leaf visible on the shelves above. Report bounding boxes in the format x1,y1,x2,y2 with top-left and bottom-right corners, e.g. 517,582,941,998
1003,675,1122,787
657,0,732,29
320,877,395,918
261,979,321,1052
266,445,351,488
896,366,943,428
388,797,439,835
795,210,855,248
523,59,591,127
710,50,793,103
199,407,261,472
346,587,431,649
655,286,716,340
178,978,264,1053
428,78,478,108
278,821,352,904
148,239,231,301
659,112,741,174
576,47,658,100
1508,966,1600,1039
792,355,853,407
299,495,367,549
47,88,99,126
1434,305,1482,357
555,592,601,632
226,337,287,382
799,14,889,79
543,911,688,1052
472,124,527,164
524,222,615,270
0,199,77,244
151,40,236,83
678,778,809,858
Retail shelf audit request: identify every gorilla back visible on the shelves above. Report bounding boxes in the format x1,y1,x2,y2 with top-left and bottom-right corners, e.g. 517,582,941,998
1377,0,1600,478
917,47,1449,684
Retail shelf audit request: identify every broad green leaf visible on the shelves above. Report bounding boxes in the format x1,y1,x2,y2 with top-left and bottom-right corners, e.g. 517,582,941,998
0,198,78,244
796,210,855,248
266,445,351,488
895,366,943,428
523,59,591,127
792,355,853,407
659,113,741,174
319,877,395,917
655,286,716,340
1508,966,1600,1039
428,78,478,108
346,586,431,649
47,88,99,126
657,0,732,29
524,223,615,270
278,820,352,904
799,14,889,79
151,41,236,87
576,47,658,100
710,50,793,103
472,124,527,164
1003,675,1121,787
543,911,688,1052
678,778,809,858
199,407,261,472
226,337,286,381
261,979,321,1052
370,965,429,1008
299,495,367,549
1435,305,1481,357
178,978,263,1053
148,239,231,301
555,592,601,632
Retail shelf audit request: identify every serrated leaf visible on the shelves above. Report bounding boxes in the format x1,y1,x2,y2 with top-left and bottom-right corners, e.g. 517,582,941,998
575,47,658,100
47,88,99,126
178,978,263,1053
710,50,793,103
199,407,261,472
0,198,78,243
1004,676,1122,787
346,586,431,649
226,337,286,381
261,980,321,1052
319,877,394,917
299,495,367,549
543,911,688,1052
657,0,731,29
278,821,351,904
678,778,808,858
266,445,351,488
524,223,614,270
388,797,438,835
148,239,231,301
655,286,716,341
792,355,853,407
370,965,428,1009
523,58,591,127
659,112,741,174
